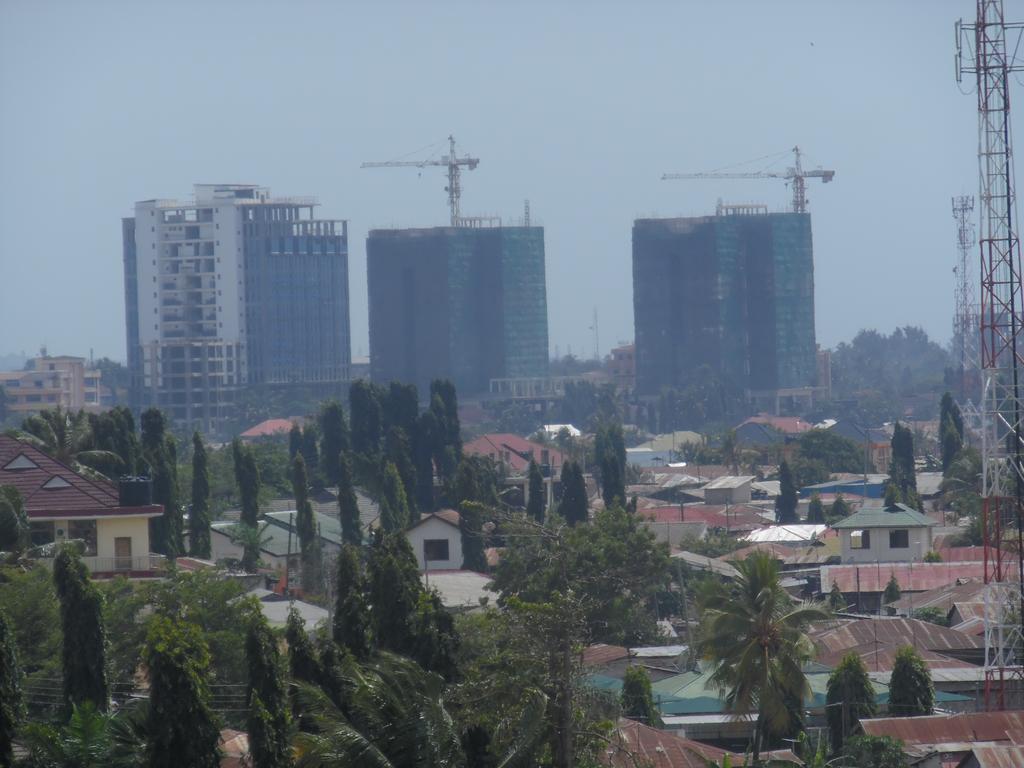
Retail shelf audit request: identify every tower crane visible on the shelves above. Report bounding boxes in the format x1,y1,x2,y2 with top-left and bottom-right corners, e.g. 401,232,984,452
361,135,479,226
661,146,835,214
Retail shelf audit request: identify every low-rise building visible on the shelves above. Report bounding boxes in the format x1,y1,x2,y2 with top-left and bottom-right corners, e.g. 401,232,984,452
0,354,103,415
406,510,463,571
0,435,163,577
702,475,755,505
832,502,935,563
463,433,564,477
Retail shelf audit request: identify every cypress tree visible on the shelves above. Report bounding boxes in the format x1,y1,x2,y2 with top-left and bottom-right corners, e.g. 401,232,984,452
0,610,23,767
367,531,421,656
410,589,460,681
245,614,290,768
888,646,934,716
144,616,220,768
941,413,963,476
621,665,662,727
350,380,383,456
430,378,462,455
385,425,418,516
459,501,488,572
333,543,372,658
54,548,108,712
830,494,851,520
826,652,876,751
300,424,320,484
527,459,546,523
319,400,350,487
293,455,321,593
776,460,798,524
189,431,211,559
807,492,825,524
889,421,916,499
596,422,626,509
386,381,420,437
558,461,589,526
380,461,410,532
233,439,262,572
453,458,481,507
141,408,180,557
883,574,901,604
288,422,302,460
413,410,437,511
337,452,362,546
285,605,321,684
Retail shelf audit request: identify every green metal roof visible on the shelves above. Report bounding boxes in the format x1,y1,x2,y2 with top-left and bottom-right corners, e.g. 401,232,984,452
831,503,935,530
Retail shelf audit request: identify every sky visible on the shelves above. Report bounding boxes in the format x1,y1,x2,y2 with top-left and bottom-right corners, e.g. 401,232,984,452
0,1,994,364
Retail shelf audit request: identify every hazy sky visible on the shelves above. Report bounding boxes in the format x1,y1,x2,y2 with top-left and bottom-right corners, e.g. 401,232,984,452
0,1,993,364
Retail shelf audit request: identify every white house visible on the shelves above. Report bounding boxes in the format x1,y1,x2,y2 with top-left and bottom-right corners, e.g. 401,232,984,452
832,502,935,564
702,475,755,506
406,510,463,571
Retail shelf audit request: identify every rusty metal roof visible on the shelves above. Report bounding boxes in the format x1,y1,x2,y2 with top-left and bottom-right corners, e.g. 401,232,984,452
582,644,630,667
817,642,975,673
967,746,1024,768
860,711,1024,747
887,579,986,613
811,617,983,654
821,563,996,593
601,718,733,768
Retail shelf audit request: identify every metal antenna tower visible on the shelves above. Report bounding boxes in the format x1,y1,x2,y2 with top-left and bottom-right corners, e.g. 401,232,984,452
362,135,480,226
953,195,980,405
957,0,1024,710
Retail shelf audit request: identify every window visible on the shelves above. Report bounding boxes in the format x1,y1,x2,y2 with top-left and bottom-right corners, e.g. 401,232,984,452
68,520,97,555
889,529,909,549
423,539,450,563
30,521,54,547
851,529,871,550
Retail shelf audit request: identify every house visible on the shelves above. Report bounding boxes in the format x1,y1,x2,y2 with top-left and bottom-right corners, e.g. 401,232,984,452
0,435,164,577
821,562,991,614
463,433,564,476
406,510,463,571
832,502,935,563
210,509,343,576
702,475,755,505
608,344,636,392
246,587,328,629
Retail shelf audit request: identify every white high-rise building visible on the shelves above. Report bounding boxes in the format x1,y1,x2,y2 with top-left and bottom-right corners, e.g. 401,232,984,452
123,184,350,432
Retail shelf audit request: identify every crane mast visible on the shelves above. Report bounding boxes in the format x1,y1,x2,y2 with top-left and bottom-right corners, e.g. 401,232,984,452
661,146,835,214
362,135,480,226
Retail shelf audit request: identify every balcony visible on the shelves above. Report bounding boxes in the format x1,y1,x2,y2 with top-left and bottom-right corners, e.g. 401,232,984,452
36,554,168,579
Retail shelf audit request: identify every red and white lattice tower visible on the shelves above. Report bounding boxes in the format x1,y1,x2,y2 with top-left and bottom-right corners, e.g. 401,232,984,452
953,195,980,408
958,0,1024,710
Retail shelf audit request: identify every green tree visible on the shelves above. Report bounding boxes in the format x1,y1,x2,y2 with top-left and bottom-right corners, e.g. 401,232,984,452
883,574,901,605
558,461,588,526
826,652,877,751
292,454,321,594
285,605,321,684
842,735,910,768
413,410,437,511
795,429,865,474
430,378,462,455
776,460,798,524
232,438,262,570
829,494,851,522
828,582,847,612
336,452,362,546
888,645,934,716
189,431,212,559
697,551,830,763
333,544,372,659
0,566,59,676
288,422,302,460
379,461,410,533
350,380,384,457
366,532,421,657
20,700,145,768
385,381,420,436
141,409,182,557
596,421,626,509
144,616,221,768
87,406,141,476
621,665,662,727
0,485,28,552
318,400,350,487
0,609,22,766
459,501,489,572
527,459,546,523
940,392,965,474
19,406,122,478
807,493,825,524
54,547,109,712
385,425,417,516
246,613,291,768
300,424,320,485
889,421,917,499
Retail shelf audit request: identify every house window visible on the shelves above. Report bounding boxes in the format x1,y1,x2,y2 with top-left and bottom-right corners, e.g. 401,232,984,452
889,529,909,549
423,539,450,563
851,530,871,550
68,520,98,556
30,521,55,547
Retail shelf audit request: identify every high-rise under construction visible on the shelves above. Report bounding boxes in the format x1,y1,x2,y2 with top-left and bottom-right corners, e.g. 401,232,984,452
367,225,548,398
632,210,816,400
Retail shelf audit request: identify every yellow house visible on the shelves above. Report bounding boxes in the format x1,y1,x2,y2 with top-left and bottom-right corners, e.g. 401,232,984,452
0,435,164,578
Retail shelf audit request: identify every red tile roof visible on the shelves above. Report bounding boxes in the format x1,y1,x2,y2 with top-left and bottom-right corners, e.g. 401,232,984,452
463,433,564,474
0,435,162,519
821,562,995,594
240,418,296,439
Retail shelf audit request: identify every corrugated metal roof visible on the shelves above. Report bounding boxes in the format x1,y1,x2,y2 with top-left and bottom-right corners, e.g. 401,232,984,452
602,718,732,768
967,746,1024,768
811,617,984,654
630,645,689,658
743,524,826,543
671,550,740,579
869,666,1023,684
703,475,756,490
888,579,985,613
822,563,992,593
818,643,975,672
860,711,1024,747
582,643,629,667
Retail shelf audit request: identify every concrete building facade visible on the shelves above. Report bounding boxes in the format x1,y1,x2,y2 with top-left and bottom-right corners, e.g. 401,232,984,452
123,184,350,431
0,354,102,415
367,225,548,398
632,211,817,400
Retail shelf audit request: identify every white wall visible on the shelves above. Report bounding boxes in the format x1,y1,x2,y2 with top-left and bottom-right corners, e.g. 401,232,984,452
840,526,932,564
406,517,462,571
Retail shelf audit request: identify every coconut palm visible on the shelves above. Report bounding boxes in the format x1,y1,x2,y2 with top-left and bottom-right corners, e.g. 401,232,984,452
20,699,147,768
17,407,122,480
697,552,830,765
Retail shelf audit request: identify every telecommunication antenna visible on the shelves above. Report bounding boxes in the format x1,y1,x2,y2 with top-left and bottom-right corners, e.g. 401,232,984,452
957,0,1024,710
953,195,981,408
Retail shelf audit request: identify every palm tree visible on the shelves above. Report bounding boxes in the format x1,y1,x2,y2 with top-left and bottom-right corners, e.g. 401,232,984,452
17,407,122,480
697,552,829,765
20,700,147,768
227,521,273,574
